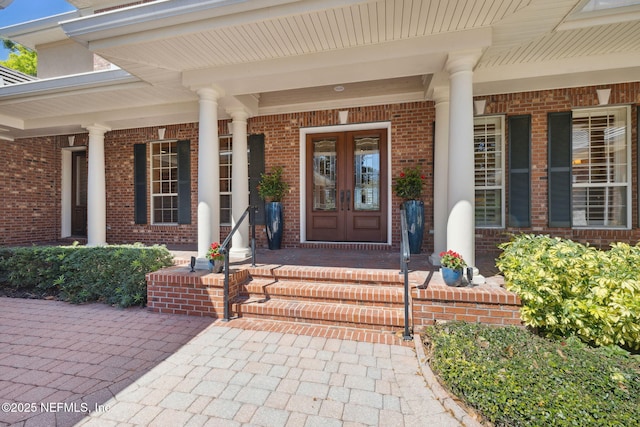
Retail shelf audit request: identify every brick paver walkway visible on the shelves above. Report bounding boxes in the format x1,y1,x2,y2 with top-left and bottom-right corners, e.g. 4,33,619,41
0,297,463,427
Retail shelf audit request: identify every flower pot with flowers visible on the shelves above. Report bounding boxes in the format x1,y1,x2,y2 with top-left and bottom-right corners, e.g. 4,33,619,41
393,166,426,254
258,166,289,250
439,250,467,286
206,242,224,273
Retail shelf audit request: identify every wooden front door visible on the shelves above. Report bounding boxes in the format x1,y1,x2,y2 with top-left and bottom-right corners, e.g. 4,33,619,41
71,151,87,236
306,129,387,242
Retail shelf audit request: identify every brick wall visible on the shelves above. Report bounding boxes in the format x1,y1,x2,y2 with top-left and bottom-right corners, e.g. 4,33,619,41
146,266,248,317
105,124,202,245
411,284,522,327
0,136,61,245
4,82,640,252
248,103,436,249
476,82,640,256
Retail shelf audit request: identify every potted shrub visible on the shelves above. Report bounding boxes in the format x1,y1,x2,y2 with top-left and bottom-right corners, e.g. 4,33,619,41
258,166,289,249
393,166,426,254
439,250,467,286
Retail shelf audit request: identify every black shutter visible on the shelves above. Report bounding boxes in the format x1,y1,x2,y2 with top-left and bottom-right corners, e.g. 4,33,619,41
548,111,572,227
133,143,147,224
249,134,266,225
508,115,531,227
637,106,640,228
177,140,191,224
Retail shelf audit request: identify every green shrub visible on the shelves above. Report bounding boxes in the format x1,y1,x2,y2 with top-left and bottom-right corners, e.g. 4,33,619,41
426,322,640,427
497,234,640,349
0,244,173,307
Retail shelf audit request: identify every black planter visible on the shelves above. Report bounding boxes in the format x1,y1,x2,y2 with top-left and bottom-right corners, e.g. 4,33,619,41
403,200,424,254
265,201,283,250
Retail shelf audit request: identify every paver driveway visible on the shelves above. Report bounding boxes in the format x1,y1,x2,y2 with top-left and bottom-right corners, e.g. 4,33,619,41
0,297,463,427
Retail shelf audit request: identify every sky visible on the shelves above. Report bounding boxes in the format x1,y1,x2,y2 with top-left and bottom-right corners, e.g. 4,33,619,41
0,0,76,60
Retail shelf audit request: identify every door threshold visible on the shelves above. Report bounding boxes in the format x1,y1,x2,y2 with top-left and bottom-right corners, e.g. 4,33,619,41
300,242,392,251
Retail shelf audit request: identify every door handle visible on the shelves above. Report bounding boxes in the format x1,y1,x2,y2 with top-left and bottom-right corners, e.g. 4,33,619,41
340,190,344,211
346,190,351,211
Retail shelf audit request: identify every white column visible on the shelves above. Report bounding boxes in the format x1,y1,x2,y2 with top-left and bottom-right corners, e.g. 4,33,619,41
445,51,484,283
85,124,110,246
430,85,449,266
228,108,251,258
196,87,221,267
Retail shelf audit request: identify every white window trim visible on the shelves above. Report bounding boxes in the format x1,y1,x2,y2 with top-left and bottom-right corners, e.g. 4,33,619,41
61,146,87,238
150,139,179,226
474,115,505,229
571,105,631,230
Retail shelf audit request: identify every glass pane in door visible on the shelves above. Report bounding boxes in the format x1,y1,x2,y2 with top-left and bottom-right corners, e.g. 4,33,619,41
312,138,337,211
353,136,380,211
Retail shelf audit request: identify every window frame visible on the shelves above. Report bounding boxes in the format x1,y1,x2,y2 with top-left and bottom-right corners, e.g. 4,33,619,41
219,134,233,226
474,114,506,229
150,139,179,225
571,105,631,230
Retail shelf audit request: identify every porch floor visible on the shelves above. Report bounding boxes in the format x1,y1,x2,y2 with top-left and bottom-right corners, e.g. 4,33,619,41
168,245,503,285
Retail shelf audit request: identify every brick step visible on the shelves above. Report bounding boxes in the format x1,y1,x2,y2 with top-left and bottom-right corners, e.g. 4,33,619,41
240,278,406,308
231,297,406,331
226,317,412,346
246,265,405,287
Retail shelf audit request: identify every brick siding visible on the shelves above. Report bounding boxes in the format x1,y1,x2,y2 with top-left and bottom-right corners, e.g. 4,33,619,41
2,83,640,253
0,136,61,245
411,284,522,327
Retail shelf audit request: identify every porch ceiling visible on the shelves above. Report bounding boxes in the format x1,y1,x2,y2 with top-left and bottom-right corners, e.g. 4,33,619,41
0,0,639,140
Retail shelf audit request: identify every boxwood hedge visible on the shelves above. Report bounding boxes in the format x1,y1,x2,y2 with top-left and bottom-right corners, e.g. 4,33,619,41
0,244,173,307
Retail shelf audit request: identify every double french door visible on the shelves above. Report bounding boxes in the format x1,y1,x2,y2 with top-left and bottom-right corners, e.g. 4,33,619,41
306,129,387,242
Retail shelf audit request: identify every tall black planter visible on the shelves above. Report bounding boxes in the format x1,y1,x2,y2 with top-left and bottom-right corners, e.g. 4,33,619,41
265,201,283,250
403,200,424,254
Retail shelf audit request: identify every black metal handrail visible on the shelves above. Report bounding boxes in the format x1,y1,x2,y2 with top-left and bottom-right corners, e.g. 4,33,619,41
219,205,257,321
399,206,412,341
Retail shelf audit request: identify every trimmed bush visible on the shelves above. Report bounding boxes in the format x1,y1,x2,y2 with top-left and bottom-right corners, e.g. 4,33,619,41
426,322,640,427
0,244,173,307
497,234,640,350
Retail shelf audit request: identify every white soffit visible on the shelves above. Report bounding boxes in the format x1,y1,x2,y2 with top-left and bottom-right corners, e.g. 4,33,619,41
65,0,524,72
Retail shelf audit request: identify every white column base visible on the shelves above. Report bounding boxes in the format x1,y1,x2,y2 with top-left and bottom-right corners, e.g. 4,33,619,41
429,253,441,266
229,247,252,259
472,273,486,285
469,266,486,285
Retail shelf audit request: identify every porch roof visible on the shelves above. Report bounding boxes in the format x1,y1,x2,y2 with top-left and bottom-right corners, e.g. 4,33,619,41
0,0,639,140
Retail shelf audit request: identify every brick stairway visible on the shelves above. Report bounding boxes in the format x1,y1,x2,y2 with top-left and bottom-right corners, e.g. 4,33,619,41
230,264,409,333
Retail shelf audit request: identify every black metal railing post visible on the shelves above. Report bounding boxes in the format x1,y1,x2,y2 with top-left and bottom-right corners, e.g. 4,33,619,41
219,205,256,321
399,206,412,341
251,206,257,267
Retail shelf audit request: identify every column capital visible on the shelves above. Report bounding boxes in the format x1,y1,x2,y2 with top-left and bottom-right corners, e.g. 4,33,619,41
227,107,249,122
195,85,224,101
432,86,450,105
445,49,482,75
83,123,111,135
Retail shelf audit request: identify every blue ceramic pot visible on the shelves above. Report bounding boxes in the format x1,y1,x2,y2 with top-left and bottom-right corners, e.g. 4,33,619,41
403,200,424,254
265,201,283,250
441,267,463,287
